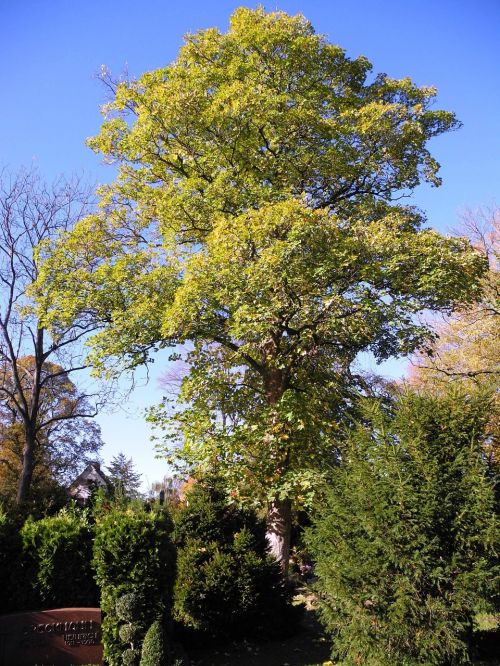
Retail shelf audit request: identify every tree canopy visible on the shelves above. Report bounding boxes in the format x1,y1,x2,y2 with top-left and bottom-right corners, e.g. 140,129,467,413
411,206,499,390
36,8,486,569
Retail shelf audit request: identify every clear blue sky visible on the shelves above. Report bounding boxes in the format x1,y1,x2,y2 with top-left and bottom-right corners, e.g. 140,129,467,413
1,1,499,488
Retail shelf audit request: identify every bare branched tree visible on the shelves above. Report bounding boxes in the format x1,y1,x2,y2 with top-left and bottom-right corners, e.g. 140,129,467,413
0,167,108,504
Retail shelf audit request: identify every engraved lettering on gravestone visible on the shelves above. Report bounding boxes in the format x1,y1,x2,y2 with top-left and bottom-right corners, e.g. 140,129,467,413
20,619,98,647
0,608,103,666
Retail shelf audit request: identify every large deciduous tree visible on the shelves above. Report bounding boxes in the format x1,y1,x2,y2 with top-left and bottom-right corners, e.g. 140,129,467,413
37,9,486,571
0,168,105,504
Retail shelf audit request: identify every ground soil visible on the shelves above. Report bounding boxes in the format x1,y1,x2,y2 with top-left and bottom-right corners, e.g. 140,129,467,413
184,608,500,666
185,609,330,666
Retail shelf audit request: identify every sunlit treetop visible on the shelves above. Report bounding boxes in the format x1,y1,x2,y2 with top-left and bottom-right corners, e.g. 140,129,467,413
89,7,458,239
36,7,474,382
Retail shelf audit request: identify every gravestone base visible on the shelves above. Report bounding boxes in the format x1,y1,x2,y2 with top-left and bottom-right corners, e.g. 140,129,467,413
0,608,102,666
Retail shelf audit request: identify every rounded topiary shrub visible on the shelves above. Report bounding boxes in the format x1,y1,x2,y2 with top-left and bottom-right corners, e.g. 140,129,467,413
116,592,147,666
140,620,171,666
93,507,175,666
173,477,297,641
21,508,98,609
119,620,144,645
123,647,142,666
115,592,147,624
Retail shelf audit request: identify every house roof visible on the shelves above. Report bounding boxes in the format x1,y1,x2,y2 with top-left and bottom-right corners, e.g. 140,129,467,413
67,461,109,498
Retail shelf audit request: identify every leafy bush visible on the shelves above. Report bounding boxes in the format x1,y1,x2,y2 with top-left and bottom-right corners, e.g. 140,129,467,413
21,507,98,609
115,592,148,624
173,478,297,640
93,507,175,666
123,647,142,665
120,621,143,645
306,390,499,666
173,478,262,547
0,508,24,612
116,592,147,666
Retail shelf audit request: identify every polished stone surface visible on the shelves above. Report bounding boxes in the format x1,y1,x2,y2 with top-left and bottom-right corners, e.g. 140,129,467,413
0,608,102,665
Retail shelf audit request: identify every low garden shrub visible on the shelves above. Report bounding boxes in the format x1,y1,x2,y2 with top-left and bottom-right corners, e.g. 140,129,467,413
93,506,175,666
307,389,499,666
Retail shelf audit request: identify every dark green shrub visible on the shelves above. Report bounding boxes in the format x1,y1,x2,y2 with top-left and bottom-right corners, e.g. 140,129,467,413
306,390,499,666
115,592,147,624
140,620,170,666
173,479,261,547
0,508,24,612
123,647,142,665
93,507,175,666
120,621,144,644
173,478,297,640
116,592,147,666
20,507,98,609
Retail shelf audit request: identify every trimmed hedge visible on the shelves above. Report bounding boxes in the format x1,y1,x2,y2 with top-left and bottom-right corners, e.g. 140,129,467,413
93,507,175,666
21,508,98,609
140,619,170,666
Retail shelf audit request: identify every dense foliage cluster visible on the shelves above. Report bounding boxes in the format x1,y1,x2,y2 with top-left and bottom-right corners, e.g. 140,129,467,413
21,508,98,609
140,619,171,666
0,509,24,613
0,489,298,663
172,478,298,640
307,389,499,665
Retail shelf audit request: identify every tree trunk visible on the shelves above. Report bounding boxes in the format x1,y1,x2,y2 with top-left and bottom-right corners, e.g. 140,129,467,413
266,497,292,577
16,429,35,505
262,343,293,577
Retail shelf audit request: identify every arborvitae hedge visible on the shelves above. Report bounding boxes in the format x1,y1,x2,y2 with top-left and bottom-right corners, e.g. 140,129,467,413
307,389,499,666
21,508,98,609
93,507,175,666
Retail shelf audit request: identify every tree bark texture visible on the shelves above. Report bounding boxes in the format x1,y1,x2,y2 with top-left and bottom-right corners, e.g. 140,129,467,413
262,356,293,576
266,497,292,577
16,428,36,504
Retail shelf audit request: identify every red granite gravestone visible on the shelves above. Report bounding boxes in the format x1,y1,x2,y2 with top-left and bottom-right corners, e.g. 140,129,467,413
0,608,102,666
